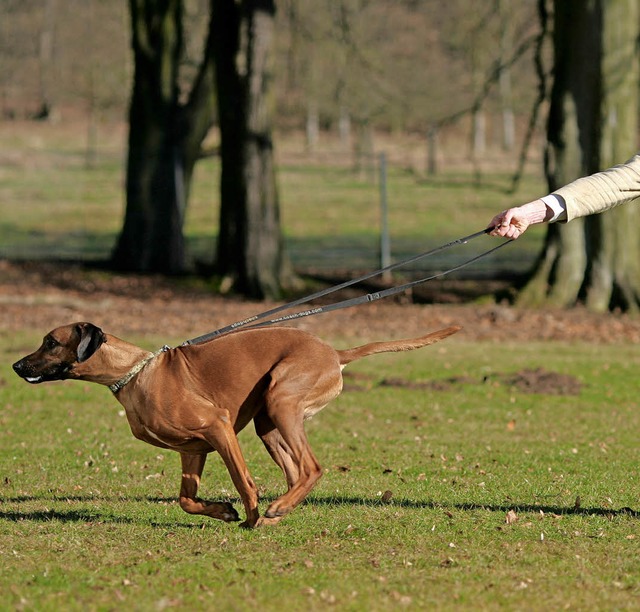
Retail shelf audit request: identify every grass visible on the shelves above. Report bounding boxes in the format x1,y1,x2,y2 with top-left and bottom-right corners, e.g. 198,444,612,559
2,336,640,610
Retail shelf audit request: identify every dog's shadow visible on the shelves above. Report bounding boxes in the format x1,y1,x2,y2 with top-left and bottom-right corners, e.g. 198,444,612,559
0,503,134,525
0,493,637,525
306,494,639,518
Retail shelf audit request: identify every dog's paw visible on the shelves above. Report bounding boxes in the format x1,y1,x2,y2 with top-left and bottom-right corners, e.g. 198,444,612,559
264,503,288,519
256,516,282,527
239,515,282,529
207,501,239,522
220,503,240,522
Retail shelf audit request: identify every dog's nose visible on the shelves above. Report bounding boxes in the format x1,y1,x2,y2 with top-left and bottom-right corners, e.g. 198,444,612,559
12,360,25,375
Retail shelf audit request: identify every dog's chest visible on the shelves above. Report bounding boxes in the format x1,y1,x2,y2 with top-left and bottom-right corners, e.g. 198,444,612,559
117,394,212,452
128,415,211,452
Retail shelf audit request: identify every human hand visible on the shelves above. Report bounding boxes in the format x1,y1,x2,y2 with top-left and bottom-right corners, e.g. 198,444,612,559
488,200,549,239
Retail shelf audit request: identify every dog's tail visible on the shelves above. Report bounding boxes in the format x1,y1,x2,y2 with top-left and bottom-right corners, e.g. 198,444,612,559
337,325,461,366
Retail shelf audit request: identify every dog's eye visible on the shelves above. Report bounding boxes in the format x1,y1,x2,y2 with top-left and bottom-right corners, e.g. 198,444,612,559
44,337,59,350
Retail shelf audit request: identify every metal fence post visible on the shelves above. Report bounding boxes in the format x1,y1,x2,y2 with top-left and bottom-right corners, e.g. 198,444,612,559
379,151,391,282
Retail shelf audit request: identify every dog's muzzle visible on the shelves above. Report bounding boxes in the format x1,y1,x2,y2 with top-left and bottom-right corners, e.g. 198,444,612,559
13,358,68,384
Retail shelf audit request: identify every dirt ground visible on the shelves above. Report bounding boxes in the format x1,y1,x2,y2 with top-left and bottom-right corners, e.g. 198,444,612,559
3,259,640,395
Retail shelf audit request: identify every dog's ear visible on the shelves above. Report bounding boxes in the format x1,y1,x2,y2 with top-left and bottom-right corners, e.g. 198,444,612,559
75,323,106,363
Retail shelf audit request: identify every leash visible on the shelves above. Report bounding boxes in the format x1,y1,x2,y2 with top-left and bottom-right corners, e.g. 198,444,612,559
110,228,509,394
183,227,511,346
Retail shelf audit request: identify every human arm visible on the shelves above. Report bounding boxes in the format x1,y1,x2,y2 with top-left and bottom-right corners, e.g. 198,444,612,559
553,154,640,221
488,195,565,239
489,154,640,238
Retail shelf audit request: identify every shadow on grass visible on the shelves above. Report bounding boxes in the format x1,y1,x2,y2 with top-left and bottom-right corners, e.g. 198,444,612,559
1,493,637,525
307,494,639,518
0,508,133,524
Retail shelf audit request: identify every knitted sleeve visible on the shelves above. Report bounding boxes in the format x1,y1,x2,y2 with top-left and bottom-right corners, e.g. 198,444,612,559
552,154,640,222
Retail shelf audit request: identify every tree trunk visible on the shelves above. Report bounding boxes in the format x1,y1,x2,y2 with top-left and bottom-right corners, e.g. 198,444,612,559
338,106,351,150
426,124,438,176
498,0,515,151
212,0,294,299
36,0,57,120
586,0,640,311
113,0,216,275
353,120,375,181
472,108,486,157
306,100,320,151
517,0,640,311
112,0,186,274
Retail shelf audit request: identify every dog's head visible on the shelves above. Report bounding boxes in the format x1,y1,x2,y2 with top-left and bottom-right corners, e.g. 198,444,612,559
13,322,106,384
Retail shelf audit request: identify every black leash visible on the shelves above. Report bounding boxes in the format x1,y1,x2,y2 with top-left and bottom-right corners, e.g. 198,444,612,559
183,227,510,345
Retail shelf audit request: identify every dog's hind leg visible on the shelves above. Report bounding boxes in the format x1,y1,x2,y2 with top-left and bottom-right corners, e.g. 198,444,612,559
262,417,322,521
178,452,240,522
255,411,300,489
259,365,341,521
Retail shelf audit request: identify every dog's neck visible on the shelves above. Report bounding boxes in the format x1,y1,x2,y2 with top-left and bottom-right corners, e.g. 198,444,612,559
71,335,160,387
108,345,170,393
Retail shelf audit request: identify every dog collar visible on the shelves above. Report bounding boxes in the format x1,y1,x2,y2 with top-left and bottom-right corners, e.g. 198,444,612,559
109,345,170,394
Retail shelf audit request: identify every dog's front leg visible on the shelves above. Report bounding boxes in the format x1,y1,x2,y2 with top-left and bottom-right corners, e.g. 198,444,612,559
205,422,261,528
178,452,240,522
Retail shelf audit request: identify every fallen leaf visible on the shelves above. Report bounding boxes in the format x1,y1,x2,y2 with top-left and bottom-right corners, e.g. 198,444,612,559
320,591,336,604
390,591,412,605
505,510,518,525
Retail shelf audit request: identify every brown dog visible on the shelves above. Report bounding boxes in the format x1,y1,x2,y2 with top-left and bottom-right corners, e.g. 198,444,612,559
13,322,460,527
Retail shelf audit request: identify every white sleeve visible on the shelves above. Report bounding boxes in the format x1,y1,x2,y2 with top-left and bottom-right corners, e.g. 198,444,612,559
540,194,567,223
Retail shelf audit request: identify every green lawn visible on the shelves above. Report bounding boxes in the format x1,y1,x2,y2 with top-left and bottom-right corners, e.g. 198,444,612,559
2,337,640,610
